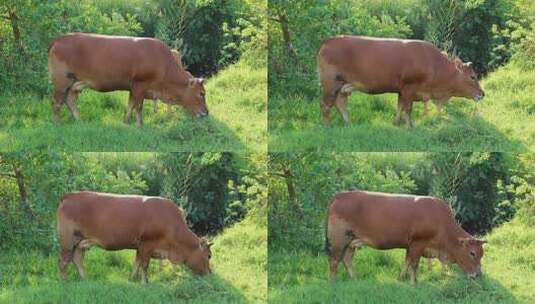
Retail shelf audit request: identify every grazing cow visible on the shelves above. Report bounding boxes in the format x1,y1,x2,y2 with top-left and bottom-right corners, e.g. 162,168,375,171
318,36,485,127
57,191,212,283
48,33,208,127
326,190,485,283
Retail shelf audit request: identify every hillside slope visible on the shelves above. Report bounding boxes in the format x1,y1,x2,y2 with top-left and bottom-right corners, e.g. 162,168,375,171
269,64,534,152
0,59,266,151
268,219,535,303
0,218,267,303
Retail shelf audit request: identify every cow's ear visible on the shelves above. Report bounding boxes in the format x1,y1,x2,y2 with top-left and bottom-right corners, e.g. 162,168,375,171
454,58,463,71
188,78,197,87
198,78,205,85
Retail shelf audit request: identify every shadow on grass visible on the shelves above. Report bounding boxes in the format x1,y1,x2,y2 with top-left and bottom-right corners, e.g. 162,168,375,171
268,248,518,304
269,275,517,304
0,274,248,304
0,250,248,304
269,94,528,152
0,94,245,151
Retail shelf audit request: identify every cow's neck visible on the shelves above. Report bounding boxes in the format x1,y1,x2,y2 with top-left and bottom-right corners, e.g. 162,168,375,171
178,225,202,251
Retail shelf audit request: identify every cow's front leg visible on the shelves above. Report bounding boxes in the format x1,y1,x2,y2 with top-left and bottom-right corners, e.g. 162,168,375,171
135,101,145,127
130,250,142,281
139,254,151,284
395,97,402,126
404,243,424,284
124,92,135,124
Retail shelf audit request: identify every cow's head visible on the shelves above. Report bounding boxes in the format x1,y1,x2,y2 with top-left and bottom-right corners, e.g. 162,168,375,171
168,76,209,118
453,237,486,278
453,59,485,102
183,238,213,275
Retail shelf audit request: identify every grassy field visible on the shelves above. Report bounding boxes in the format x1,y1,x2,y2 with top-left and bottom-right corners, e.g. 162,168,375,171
268,219,535,303
0,59,266,152
0,217,266,304
269,64,535,152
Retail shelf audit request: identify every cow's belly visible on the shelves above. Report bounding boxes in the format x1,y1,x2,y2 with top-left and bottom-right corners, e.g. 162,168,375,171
88,80,131,92
344,78,401,95
354,229,409,250
79,234,139,251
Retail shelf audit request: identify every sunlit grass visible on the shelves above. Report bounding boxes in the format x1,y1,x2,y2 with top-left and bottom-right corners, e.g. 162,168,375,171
269,64,535,152
268,219,535,303
0,217,266,304
0,59,266,152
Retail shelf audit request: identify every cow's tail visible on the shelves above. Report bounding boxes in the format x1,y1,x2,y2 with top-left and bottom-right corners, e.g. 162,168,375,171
324,198,334,257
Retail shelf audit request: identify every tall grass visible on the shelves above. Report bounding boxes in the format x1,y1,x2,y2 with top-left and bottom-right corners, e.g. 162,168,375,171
268,219,535,303
0,59,266,152
0,217,266,304
268,63,534,152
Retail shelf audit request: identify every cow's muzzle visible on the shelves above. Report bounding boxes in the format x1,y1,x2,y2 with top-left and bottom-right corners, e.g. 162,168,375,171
196,111,209,118
467,270,482,279
474,91,485,102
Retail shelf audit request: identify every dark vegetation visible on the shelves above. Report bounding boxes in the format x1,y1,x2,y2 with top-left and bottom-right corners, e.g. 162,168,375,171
268,152,535,252
1,0,265,93
0,152,267,252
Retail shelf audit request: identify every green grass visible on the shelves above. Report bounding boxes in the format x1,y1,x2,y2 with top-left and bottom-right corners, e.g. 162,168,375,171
0,59,266,152
269,64,535,152
0,217,266,304
268,219,535,303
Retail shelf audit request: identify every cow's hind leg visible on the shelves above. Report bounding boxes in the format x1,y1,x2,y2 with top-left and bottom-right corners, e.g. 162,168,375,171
343,239,363,278
59,249,74,280
52,90,68,122
320,76,344,125
327,215,354,281
65,82,86,120
335,85,351,124
72,247,87,279
57,219,81,280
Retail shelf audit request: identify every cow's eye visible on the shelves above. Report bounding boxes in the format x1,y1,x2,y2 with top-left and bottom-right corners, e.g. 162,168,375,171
471,75,477,80
469,251,476,259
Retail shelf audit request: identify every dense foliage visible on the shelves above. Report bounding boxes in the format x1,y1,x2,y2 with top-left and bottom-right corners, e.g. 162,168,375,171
0,0,265,94
0,152,266,252
268,153,535,253
269,0,535,97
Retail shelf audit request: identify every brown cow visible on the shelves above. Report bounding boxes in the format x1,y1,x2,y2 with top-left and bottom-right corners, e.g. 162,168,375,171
318,36,485,127
57,191,212,283
48,33,208,127
326,190,485,283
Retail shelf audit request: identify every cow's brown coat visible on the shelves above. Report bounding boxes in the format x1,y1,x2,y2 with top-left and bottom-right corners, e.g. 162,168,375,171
326,190,485,283
318,36,485,127
48,33,208,126
57,191,212,283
